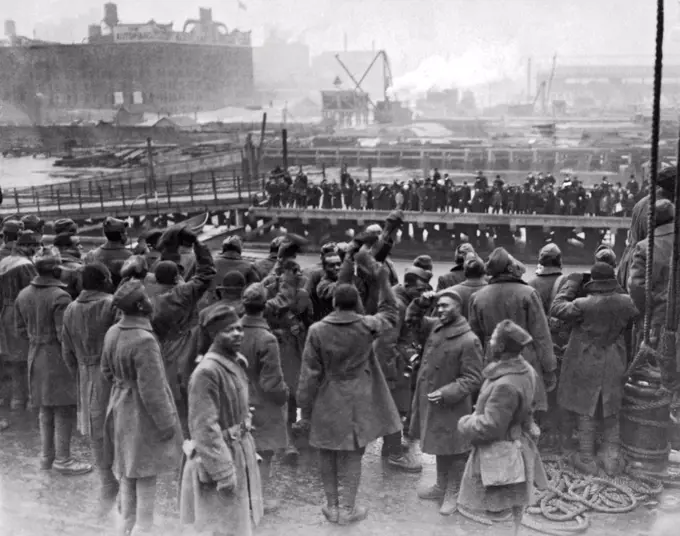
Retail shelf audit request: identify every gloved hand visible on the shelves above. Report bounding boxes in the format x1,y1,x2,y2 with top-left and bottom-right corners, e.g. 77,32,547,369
179,227,198,247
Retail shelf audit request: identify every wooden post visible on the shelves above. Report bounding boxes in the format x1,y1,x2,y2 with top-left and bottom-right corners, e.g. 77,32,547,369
13,189,19,211
36,195,41,215
322,162,326,179
282,128,289,173
211,171,218,201
108,179,113,198
56,190,61,212
234,170,241,201
88,180,93,200
49,184,53,201
166,180,172,205
128,177,133,197
368,163,373,183
78,187,83,211
189,174,194,203
99,187,104,211
69,181,73,199
146,137,156,193
120,184,126,208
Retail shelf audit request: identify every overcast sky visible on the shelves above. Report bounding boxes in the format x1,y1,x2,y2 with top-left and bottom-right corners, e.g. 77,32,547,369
5,0,680,85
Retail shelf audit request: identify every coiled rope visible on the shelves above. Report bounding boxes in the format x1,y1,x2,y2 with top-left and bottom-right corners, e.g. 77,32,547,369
458,455,666,536
625,0,664,378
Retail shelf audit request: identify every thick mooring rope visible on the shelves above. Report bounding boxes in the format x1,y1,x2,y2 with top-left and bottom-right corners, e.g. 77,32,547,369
625,0,665,378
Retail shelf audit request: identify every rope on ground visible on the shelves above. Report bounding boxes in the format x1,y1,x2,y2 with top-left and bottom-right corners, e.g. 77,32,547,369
458,453,665,535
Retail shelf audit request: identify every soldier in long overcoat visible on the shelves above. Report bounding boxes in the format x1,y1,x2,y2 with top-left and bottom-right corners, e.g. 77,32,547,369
150,230,216,428
102,280,182,535
297,253,401,525
375,264,432,473
469,248,556,412
0,228,38,411
305,242,340,322
15,246,91,475
83,217,132,288
180,304,263,536
252,237,283,280
437,243,476,290
449,255,488,320
53,233,84,300
240,283,290,513
457,320,548,528
552,263,639,475
263,257,313,460
406,288,483,516
61,263,119,515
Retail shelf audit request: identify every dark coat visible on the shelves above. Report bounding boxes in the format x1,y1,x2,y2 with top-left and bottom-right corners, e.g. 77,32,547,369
241,315,289,453
200,251,260,310
628,222,675,337
15,276,74,407
296,269,402,450
551,279,639,417
263,274,313,396
101,315,182,479
62,290,118,437
180,352,263,535
450,278,488,320
252,254,277,280
407,298,483,455
151,242,216,400
83,241,132,287
59,253,84,300
0,254,36,364
458,357,548,513
527,269,563,316
469,276,556,411
304,264,326,322
373,284,417,413
437,266,465,291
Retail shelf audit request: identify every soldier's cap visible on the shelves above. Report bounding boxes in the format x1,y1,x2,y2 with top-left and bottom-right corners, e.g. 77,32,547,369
594,244,616,267
1,214,20,225
1,219,24,235
653,199,674,227
200,303,240,331
222,235,243,254
33,246,62,269
21,214,44,233
590,261,616,281
103,217,129,233
413,255,433,272
242,282,267,308
455,242,475,262
217,271,247,291
120,255,148,280
112,280,147,312
16,230,42,246
365,224,382,236
53,232,78,249
494,319,533,351
486,247,525,278
54,218,78,236
405,266,432,284
320,241,338,258
658,165,677,193
464,254,486,274
140,229,164,248
436,288,463,306
538,243,562,267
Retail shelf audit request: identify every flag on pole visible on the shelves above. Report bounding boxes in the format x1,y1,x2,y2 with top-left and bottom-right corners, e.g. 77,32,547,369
238,1,247,10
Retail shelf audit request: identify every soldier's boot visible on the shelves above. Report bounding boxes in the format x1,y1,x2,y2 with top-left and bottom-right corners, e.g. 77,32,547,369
39,406,55,470
386,434,423,473
439,456,465,516
599,415,625,476
97,468,120,519
259,453,280,514
52,406,92,476
571,415,598,475
337,450,368,525
319,450,339,524
418,455,448,501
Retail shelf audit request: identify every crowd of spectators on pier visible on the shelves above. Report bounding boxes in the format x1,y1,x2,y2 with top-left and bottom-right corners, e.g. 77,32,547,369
264,166,648,217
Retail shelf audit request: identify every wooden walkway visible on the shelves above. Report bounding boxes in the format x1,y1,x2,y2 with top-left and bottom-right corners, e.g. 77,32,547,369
249,207,633,230
1,173,257,220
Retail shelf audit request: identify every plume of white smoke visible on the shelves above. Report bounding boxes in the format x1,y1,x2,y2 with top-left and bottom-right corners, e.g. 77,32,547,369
391,39,523,99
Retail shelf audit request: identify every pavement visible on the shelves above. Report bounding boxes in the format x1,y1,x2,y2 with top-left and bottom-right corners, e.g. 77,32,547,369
0,406,677,536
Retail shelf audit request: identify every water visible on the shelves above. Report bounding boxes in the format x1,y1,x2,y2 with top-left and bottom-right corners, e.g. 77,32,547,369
0,155,113,190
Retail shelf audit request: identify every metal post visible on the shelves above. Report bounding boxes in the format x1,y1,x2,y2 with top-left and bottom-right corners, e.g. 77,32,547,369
282,128,289,173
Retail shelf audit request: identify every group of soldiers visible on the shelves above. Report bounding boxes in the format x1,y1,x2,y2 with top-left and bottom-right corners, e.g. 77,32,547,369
264,165,646,218
0,164,677,536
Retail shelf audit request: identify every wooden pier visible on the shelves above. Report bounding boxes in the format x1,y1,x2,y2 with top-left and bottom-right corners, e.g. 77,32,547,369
262,145,667,179
249,207,632,231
